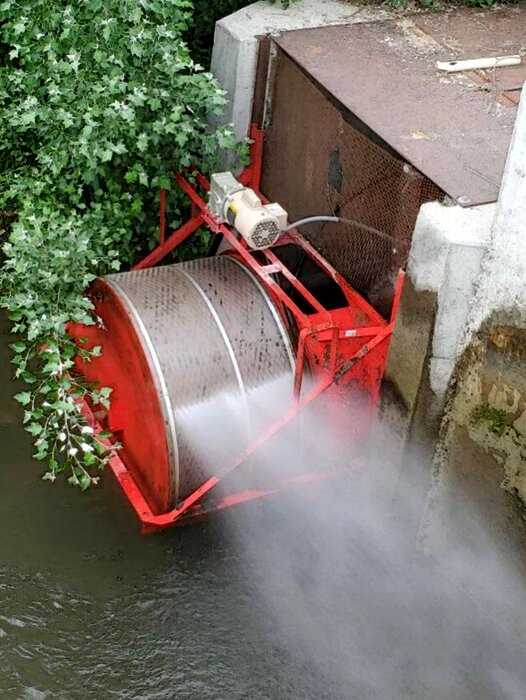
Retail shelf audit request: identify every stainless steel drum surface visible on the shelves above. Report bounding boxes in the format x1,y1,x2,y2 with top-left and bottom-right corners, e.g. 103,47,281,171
105,255,295,505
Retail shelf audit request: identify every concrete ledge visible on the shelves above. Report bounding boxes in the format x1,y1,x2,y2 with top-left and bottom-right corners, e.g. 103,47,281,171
408,201,495,399
409,202,494,294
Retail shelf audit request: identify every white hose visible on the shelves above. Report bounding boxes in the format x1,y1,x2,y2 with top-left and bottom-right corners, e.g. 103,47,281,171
284,216,339,231
284,216,395,249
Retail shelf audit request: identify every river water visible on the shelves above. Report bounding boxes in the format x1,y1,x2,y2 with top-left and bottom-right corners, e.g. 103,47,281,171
2,313,526,699
0,310,305,700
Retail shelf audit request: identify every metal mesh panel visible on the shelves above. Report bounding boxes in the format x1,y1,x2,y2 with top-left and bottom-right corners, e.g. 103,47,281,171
300,124,444,315
105,256,294,503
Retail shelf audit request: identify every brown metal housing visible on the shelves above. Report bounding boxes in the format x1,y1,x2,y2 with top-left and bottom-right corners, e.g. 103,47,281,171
254,6,524,312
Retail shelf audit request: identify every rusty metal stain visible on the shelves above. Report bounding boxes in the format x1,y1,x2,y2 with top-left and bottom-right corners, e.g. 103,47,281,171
275,6,525,206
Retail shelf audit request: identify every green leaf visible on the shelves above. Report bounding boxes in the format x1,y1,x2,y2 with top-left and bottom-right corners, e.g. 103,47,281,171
158,174,171,190
83,451,96,466
13,20,26,35
14,392,31,406
76,472,90,490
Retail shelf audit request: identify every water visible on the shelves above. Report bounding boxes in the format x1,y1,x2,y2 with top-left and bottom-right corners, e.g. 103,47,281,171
0,313,286,699
2,312,526,699
0,311,344,700
0,407,319,699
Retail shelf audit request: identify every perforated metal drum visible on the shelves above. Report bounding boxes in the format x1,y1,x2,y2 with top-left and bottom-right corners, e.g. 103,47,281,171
76,256,295,514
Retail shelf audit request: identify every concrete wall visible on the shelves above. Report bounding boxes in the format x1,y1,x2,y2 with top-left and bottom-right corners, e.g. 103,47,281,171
382,199,494,491
440,86,526,495
386,84,525,439
384,89,526,543
410,87,526,553
211,0,387,141
463,88,526,341
407,201,495,402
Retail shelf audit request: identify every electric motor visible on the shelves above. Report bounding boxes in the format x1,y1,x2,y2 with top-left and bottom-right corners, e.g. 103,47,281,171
208,172,288,250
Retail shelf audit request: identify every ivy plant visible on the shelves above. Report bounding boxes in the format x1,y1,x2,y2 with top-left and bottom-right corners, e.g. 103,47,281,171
0,0,237,488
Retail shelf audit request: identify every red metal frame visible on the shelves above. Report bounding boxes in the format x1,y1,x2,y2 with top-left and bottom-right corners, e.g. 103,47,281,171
83,125,404,532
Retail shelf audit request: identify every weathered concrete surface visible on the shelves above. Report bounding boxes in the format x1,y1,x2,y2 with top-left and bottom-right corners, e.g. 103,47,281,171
382,202,492,500
419,327,526,556
384,88,526,548
408,201,494,401
462,92,526,343
419,87,526,552
383,279,437,432
210,0,388,141
378,278,438,515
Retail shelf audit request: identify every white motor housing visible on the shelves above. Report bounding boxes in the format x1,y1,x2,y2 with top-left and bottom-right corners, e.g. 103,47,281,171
208,172,288,250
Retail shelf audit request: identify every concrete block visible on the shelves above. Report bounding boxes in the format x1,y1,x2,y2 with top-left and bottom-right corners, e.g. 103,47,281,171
408,201,494,294
429,357,455,398
384,198,496,436
407,201,494,399
433,243,487,360
211,0,388,141
385,279,436,415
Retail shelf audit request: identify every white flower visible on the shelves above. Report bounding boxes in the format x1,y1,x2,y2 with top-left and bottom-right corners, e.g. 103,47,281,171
81,426,94,435
80,442,93,453
68,447,78,457
58,431,66,442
